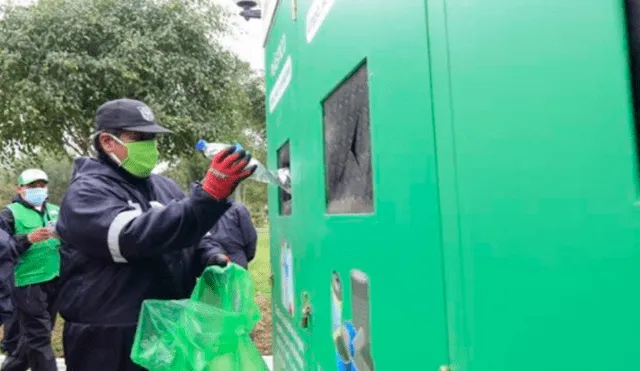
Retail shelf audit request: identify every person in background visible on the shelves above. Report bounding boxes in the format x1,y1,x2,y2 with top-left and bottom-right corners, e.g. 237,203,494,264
0,228,18,355
190,183,258,269
0,169,60,371
54,98,256,371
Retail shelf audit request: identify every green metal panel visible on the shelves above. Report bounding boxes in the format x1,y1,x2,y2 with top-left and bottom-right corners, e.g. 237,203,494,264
265,0,449,370
430,0,640,370
267,0,640,370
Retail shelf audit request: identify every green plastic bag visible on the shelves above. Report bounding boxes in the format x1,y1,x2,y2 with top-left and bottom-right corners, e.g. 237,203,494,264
131,263,269,371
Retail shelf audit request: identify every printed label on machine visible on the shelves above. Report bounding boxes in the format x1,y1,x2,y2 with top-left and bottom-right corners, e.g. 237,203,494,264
306,0,335,43
270,34,287,77
274,305,306,371
269,55,292,113
330,269,375,371
280,239,295,316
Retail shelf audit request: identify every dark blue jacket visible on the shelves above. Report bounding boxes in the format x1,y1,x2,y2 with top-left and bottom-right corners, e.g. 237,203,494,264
191,183,257,269
56,155,230,326
0,228,15,319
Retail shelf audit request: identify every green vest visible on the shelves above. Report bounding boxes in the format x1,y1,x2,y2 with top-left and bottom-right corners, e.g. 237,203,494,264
8,202,60,287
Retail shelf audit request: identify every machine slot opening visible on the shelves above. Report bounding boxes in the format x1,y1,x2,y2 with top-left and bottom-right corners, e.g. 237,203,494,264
277,141,292,216
322,63,374,214
625,0,640,166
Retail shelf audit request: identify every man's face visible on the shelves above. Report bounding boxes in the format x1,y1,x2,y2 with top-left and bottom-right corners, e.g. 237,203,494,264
98,130,157,162
18,180,48,200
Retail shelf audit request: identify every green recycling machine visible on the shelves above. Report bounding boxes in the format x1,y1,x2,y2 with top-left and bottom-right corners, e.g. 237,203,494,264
263,0,640,370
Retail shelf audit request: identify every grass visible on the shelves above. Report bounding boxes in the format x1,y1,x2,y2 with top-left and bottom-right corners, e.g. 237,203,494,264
249,229,273,354
250,229,272,297
7,231,273,358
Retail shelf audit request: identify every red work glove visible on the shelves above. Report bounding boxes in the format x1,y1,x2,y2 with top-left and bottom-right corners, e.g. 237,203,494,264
202,145,257,200
207,254,231,267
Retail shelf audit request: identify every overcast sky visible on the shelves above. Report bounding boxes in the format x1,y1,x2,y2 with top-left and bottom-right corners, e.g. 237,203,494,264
218,1,265,71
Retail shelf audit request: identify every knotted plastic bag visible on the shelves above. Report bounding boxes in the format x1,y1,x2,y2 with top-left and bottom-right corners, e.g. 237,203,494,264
130,264,269,371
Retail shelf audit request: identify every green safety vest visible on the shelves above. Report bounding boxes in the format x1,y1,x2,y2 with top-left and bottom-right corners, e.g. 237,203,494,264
8,202,60,287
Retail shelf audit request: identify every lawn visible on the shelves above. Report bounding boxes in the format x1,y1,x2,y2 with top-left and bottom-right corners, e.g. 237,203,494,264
5,230,273,358
248,229,273,355
250,229,272,298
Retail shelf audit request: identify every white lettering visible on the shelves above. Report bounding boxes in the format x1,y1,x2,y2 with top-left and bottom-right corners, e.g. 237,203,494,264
274,306,306,369
269,56,293,113
275,324,302,370
278,308,304,351
306,0,335,43
270,34,287,77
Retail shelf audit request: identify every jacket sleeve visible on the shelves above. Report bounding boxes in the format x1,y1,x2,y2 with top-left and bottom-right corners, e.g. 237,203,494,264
193,231,227,276
0,229,15,312
0,207,31,255
237,205,258,263
56,180,231,263
0,229,17,268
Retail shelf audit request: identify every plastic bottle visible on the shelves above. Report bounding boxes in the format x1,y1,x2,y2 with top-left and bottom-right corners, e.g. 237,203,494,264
195,140,291,194
47,221,59,240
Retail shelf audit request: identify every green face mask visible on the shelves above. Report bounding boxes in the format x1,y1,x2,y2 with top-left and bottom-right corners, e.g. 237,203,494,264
108,135,159,178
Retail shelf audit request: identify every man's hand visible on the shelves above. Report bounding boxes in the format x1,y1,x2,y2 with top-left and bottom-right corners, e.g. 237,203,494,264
202,146,257,200
207,254,231,267
27,228,52,244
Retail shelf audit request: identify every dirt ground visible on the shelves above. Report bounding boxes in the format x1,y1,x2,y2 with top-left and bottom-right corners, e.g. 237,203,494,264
252,294,273,355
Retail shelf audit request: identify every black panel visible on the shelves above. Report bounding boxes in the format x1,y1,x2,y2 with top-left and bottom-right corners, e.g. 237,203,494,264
323,63,373,214
626,0,640,152
277,141,291,216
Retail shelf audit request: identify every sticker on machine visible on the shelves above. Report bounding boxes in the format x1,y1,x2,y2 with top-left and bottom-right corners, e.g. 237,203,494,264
331,269,376,371
269,55,292,113
306,0,335,43
280,239,295,316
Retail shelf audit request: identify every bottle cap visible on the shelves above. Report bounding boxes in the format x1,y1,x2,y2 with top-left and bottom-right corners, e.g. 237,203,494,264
195,139,207,152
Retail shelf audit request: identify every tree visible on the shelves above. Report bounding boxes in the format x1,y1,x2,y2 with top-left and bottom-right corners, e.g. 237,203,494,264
0,151,74,206
0,0,251,159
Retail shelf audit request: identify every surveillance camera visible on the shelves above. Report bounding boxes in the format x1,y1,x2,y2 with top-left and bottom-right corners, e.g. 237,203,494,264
235,0,257,8
240,8,261,20
231,0,261,20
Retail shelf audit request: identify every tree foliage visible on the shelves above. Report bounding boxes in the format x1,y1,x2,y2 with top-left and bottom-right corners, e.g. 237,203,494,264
0,151,73,206
0,0,254,159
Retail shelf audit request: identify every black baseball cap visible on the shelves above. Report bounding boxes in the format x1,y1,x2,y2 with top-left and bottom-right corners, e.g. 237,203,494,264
95,99,172,134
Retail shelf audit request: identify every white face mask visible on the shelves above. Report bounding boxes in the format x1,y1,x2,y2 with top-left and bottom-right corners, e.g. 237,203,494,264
24,187,48,207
